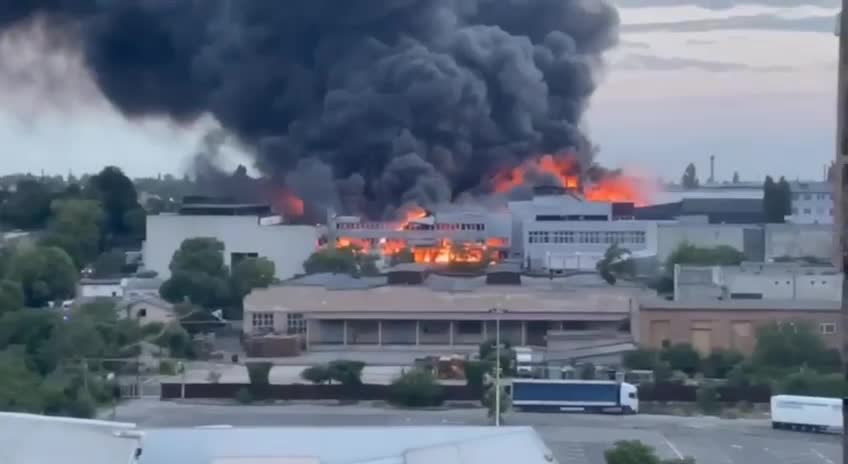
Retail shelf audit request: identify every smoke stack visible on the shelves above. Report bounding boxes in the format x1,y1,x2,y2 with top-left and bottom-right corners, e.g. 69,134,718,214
709,155,715,184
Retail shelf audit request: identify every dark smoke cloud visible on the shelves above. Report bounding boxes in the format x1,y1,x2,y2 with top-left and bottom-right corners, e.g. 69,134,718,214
1,0,618,218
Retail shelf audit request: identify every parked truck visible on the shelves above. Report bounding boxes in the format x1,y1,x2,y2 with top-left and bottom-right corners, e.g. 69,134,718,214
510,379,639,414
770,395,843,433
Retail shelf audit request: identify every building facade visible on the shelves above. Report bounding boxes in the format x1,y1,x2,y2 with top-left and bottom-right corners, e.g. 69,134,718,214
674,263,842,302
638,298,841,355
144,208,318,280
787,181,833,224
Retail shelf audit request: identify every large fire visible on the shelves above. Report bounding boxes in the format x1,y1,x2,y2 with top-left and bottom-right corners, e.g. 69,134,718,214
395,207,428,230
276,188,305,218
493,154,650,206
335,236,499,267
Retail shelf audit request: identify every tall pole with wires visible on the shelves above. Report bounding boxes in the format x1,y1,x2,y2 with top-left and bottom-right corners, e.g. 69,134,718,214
836,5,848,459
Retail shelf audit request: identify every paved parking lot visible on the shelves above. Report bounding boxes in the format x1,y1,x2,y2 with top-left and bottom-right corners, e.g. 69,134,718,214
115,400,842,464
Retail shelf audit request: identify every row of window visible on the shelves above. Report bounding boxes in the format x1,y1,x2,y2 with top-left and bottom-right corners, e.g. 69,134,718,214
791,207,833,216
335,222,485,231
527,230,646,245
792,192,830,201
251,312,307,335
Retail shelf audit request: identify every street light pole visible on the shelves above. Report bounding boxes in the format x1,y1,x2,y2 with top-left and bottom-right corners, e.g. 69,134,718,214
495,314,501,427
838,5,848,460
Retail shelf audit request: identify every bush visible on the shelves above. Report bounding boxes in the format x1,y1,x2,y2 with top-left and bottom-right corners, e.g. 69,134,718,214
696,385,721,415
389,369,444,408
660,344,701,376
579,363,596,380
235,387,253,404
158,359,176,375
301,364,332,384
464,360,492,395
702,349,743,379
604,440,661,464
623,348,658,370
246,362,273,386
65,391,97,419
327,360,365,386
478,339,516,375
779,370,847,397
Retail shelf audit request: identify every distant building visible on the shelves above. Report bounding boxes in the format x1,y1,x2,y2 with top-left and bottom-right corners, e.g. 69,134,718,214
657,221,763,264
78,278,124,299
140,426,558,464
764,223,833,263
638,298,841,355
143,200,318,280
120,295,176,325
244,270,646,362
636,198,764,224
787,181,832,224
674,262,842,302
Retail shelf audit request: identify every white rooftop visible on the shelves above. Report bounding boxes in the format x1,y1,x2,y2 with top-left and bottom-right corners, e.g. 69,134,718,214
139,426,558,464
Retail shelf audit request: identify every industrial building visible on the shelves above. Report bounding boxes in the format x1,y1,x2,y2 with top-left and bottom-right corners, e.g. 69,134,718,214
143,200,318,280
638,297,841,355
243,269,647,362
787,180,833,224
673,262,842,302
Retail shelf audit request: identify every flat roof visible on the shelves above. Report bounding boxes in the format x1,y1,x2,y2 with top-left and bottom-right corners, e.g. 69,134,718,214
246,284,642,315
639,297,839,312
139,426,554,464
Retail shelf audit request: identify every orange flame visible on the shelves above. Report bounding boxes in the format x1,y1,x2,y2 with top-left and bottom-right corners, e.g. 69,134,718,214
395,206,428,230
334,236,499,267
493,154,650,206
277,188,304,218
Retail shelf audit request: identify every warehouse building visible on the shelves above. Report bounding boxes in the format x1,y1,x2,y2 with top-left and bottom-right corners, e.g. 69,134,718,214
143,200,318,280
638,298,841,355
787,180,833,225
243,271,646,355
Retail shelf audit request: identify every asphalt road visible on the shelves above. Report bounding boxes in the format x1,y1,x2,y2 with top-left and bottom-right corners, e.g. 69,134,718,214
114,400,842,464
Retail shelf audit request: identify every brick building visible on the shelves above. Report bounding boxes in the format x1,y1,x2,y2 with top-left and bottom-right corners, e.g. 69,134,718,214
637,298,841,355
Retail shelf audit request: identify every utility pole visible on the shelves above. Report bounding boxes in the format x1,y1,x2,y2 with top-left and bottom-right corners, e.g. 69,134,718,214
836,5,848,460
495,314,501,427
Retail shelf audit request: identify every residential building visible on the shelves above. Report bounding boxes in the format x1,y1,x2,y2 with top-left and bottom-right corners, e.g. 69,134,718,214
637,298,841,355
140,426,558,464
0,412,142,464
674,262,842,302
143,200,318,280
120,295,176,324
244,270,647,360
787,181,833,224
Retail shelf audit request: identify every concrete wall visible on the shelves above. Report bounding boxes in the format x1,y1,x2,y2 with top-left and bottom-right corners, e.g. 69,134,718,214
764,223,833,262
79,284,123,299
639,308,841,355
144,214,318,280
658,223,758,264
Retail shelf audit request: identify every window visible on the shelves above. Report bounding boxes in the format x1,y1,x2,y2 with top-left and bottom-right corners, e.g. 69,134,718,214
457,321,482,334
287,313,306,334
803,194,811,200
252,312,275,330
803,208,811,214
137,308,147,318
551,231,574,243
528,231,550,243
820,322,837,335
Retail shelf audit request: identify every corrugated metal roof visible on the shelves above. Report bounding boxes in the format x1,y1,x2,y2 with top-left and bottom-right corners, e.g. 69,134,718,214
139,426,557,464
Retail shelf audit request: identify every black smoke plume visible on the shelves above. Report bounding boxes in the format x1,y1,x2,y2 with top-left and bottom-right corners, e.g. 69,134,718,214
1,0,618,219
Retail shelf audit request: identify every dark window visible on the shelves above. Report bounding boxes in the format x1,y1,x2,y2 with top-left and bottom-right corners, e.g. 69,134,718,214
457,321,482,335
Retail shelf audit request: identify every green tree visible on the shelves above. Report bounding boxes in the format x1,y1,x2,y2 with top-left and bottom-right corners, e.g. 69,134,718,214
702,349,744,379
246,362,273,386
86,166,141,238
303,246,378,276
753,322,841,372
169,237,228,277
122,207,147,240
666,243,745,269
0,280,24,314
0,179,52,230
681,163,699,190
0,348,45,413
301,365,332,384
479,338,516,376
6,246,78,307
596,243,635,285
482,383,511,419
623,348,658,370
160,238,232,308
659,343,701,376
389,369,444,407
231,257,275,301
464,360,492,395
779,371,846,397
92,250,127,278
696,384,721,415
40,199,104,269
732,171,740,183
763,175,791,223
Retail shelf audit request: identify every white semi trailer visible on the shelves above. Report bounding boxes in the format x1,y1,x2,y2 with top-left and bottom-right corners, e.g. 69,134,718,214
770,395,843,433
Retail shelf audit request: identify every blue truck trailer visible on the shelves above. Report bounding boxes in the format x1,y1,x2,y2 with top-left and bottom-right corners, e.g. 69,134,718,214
510,379,639,414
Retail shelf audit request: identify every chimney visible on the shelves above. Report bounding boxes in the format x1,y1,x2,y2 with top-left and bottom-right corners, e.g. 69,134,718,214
709,155,715,184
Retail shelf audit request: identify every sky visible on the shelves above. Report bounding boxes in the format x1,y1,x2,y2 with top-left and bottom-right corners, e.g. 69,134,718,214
0,1,840,183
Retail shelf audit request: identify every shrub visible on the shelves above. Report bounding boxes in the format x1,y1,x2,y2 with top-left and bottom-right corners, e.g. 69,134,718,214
696,385,721,415
779,370,847,397
660,344,701,376
464,360,492,395
246,362,273,386
604,440,661,464
66,391,97,419
482,384,512,419
702,349,743,379
235,387,253,404
578,363,596,380
389,369,444,407
301,364,332,384
158,359,176,375
623,348,658,370
327,360,365,386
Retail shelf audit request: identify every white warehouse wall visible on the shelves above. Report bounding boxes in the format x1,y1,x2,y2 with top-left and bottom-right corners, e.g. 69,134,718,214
657,223,752,263
764,223,832,262
144,214,318,280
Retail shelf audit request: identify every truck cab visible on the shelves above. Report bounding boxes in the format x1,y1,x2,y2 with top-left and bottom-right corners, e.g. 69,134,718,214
620,382,639,414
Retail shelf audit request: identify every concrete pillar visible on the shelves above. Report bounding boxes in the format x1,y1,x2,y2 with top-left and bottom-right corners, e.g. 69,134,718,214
415,321,420,345
521,321,527,346
482,320,488,341
449,321,454,346
304,320,310,351
343,320,348,346
378,320,383,346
